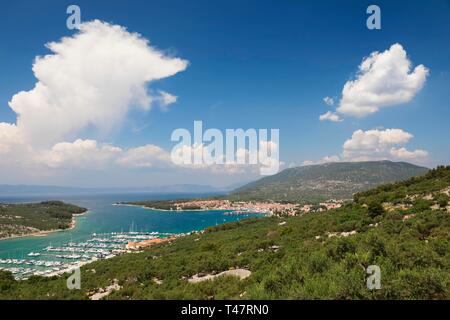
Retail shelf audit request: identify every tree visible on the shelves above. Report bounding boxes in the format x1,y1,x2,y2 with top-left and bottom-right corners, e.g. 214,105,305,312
367,202,384,218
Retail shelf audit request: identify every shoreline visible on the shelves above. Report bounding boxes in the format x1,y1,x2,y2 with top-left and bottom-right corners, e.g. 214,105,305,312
115,203,226,212
115,202,267,215
0,210,89,241
1,207,258,280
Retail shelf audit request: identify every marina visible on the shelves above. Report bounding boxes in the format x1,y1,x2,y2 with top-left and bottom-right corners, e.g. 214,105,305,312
0,193,262,280
0,231,179,280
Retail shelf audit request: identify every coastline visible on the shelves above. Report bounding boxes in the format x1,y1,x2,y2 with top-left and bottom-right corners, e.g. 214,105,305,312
116,203,220,212
115,203,267,215
1,206,261,280
117,199,344,217
0,210,89,241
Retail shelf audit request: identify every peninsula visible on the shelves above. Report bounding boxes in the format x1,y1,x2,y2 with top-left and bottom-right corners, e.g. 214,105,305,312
0,201,87,240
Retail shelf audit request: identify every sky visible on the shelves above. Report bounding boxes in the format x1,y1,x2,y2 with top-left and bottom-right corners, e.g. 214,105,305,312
0,0,449,188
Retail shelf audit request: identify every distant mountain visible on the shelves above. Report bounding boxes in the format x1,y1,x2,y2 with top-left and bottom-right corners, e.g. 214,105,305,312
229,161,429,202
0,185,88,195
0,184,225,196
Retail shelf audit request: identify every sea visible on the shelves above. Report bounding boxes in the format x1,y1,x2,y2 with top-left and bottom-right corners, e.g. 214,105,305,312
0,192,261,260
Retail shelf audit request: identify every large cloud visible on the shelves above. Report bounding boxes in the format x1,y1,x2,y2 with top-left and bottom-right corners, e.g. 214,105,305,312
6,20,188,147
0,20,278,185
0,20,190,175
337,43,428,117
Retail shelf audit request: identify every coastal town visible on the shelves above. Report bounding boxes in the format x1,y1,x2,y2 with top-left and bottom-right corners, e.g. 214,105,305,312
130,199,345,216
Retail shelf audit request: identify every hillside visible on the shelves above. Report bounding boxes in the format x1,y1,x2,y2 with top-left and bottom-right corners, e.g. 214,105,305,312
0,201,87,239
0,166,448,300
229,161,429,202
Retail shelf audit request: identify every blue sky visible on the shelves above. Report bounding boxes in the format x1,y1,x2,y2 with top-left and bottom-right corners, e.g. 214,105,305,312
0,0,449,187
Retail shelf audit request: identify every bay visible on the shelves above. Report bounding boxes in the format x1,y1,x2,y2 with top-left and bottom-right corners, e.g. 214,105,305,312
0,193,261,259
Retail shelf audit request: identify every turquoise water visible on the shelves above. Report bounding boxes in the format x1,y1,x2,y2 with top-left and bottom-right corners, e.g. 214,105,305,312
0,193,260,259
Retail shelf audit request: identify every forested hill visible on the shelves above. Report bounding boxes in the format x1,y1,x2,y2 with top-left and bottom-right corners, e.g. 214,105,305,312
0,201,87,239
0,166,448,300
229,161,429,202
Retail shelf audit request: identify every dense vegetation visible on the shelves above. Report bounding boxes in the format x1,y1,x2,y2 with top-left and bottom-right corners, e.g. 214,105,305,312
355,165,450,205
0,201,87,239
0,167,448,300
230,161,428,203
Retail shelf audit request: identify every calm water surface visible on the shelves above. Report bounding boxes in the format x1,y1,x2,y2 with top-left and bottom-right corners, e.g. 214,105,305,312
0,193,261,259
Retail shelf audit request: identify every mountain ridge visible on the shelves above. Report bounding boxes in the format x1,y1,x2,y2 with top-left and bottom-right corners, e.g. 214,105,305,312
229,160,429,202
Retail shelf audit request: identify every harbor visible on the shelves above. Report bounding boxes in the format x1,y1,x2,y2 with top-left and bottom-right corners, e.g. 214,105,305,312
0,194,262,280
0,231,179,280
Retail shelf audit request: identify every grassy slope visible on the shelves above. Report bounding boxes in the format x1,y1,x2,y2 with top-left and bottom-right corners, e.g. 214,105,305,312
0,167,448,300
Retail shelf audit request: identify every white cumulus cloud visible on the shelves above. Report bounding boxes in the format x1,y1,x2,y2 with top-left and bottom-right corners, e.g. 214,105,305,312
0,20,190,176
389,147,428,160
336,43,429,117
116,145,172,168
303,128,428,165
343,128,412,153
0,20,273,185
7,20,188,147
39,139,122,169
342,128,427,161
